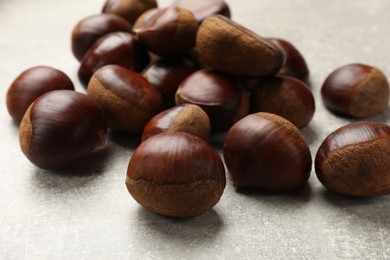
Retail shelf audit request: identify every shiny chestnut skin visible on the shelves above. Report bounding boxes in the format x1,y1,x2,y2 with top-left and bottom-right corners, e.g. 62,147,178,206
134,6,198,58
250,75,315,129
176,69,249,133
321,63,389,118
87,65,162,134
102,0,157,25
223,112,312,192
126,132,226,218
172,0,231,23
315,121,390,197
197,15,284,77
71,14,132,61
142,58,196,108
142,104,210,142
78,32,150,87
6,66,74,122
19,90,107,170
267,38,309,83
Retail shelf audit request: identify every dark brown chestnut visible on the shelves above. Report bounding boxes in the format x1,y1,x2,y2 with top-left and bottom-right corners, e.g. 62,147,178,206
6,66,74,122
223,112,312,192
78,32,150,87
315,121,390,196
102,0,158,25
142,104,210,141
126,132,226,217
172,0,231,23
87,65,162,134
196,15,284,77
175,69,249,133
19,90,107,170
71,14,132,61
142,58,196,108
267,38,309,83
250,75,315,129
321,63,389,117
134,6,198,58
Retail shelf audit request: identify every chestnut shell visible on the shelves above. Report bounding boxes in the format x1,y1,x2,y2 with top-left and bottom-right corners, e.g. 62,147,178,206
172,0,231,23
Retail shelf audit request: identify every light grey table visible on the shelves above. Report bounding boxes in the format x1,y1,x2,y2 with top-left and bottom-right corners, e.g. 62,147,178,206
1,0,389,259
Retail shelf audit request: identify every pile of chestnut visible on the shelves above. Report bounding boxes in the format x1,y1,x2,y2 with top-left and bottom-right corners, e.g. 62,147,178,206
6,0,390,218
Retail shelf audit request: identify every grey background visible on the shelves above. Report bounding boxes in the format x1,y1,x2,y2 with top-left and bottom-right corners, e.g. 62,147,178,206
1,0,390,259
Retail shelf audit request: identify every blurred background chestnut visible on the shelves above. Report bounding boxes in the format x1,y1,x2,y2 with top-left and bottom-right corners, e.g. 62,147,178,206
102,0,158,25
172,0,231,23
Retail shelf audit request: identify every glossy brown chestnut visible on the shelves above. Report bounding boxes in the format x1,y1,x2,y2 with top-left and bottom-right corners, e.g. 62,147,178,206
142,104,210,141
78,32,150,87
315,121,390,197
250,75,315,129
172,0,231,23
133,8,159,29
87,65,162,134
223,112,312,192
102,0,158,25
176,69,249,133
142,58,196,108
321,63,389,117
267,38,309,82
134,6,198,57
6,66,74,122
126,132,226,217
19,90,106,170
71,14,132,61
196,15,284,77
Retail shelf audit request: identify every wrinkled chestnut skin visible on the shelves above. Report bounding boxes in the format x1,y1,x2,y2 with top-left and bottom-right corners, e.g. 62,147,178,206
78,32,150,87
19,90,107,170
250,76,315,129
315,121,390,197
321,64,389,118
142,58,196,108
126,132,226,218
224,112,312,192
267,38,309,82
87,65,162,134
134,6,198,57
142,104,210,141
102,0,158,25
172,0,231,23
176,69,249,133
6,66,74,122
71,14,132,61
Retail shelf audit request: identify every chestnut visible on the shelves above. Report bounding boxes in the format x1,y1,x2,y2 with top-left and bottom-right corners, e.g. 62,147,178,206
175,69,249,133
196,15,284,77
134,6,198,58
78,32,150,87
19,90,107,170
126,132,226,217
172,0,231,23
142,104,210,142
142,58,196,108
223,112,312,192
250,75,315,129
87,65,162,134
102,0,158,25
321,63,389,117
6,66,74,122
315,121,390,197
132,8,159,29
71,14,132,61
267,38,309,83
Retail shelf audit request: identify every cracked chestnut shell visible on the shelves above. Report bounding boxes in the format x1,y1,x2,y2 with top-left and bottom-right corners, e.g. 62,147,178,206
126,132,226,218
19,90,107,170
321,63,389,117
315,121,390,197
172,0,230,23
223,112,312,192
6,66,74,122
102,0,158,25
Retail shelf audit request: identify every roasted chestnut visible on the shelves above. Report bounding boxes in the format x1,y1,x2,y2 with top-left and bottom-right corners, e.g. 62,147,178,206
19,90,107,170
102,0,158,25
126,132,226,217
172,0,231,23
